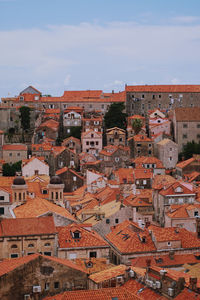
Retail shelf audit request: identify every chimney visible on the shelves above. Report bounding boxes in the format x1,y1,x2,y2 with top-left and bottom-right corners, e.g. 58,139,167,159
169,250,175,260
189,277,197,291
146,259,151,272
177,277,185,292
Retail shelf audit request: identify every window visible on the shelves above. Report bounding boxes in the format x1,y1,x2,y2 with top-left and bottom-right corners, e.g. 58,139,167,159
148,144,152,148
42,189,48,194
90,251,97,258
152,95,155,99
45,243,50,247
101,104,104,109
0,196,4,201
28,244,34,248
96,141,99,145
11,253,18,258
142,104,145,110
0,207,4,215
11,244,18,249
148,150,152,155
9,153,12,157
73,231,80,239
115,157,119,162
73,176,77,181
183,134,187,139
183,124,188,128
91,134,94,138
45,283,50,291
143,180,147,185
69,253,77,259
197,134,200,139
167,242,171,247
54,282,59,289
90,104,92,108
106,219,110,224
197,124,200,128
44,252,51,256
169,157,172,161
159,95,161,98
141,94,145,98
115,218,119,224
137,143,141,147
86,141,89,145
194,211,199,217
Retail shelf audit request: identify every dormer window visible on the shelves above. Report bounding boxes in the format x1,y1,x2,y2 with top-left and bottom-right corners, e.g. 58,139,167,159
73,230,81,239
174,186,183,193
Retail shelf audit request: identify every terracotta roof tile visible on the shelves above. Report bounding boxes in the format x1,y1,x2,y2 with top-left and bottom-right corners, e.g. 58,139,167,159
3,144,27,151
106,220,156,254
57,223,108,249
14,197,76,221
44,287,140,300
89,265,126,283
133,134,152,142
0,216,56,237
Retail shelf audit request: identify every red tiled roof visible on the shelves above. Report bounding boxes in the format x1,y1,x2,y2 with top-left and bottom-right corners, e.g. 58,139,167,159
152,174,176,190
149,225,200,248
89,265,126,283
159,181,195,196
133,156,164,169
57,223,108,249
44,287,140,300
106,220,156,254
167,203,200,219
176,157,196,169
126,84,200,93
134,168,153,179
133,134,152,142
56,167,84,180
0,216,56,237
38,119,59,131
3,144,27,151
131,253,200,268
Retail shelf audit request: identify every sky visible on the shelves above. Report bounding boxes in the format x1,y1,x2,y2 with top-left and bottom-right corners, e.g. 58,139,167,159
0,0,200,97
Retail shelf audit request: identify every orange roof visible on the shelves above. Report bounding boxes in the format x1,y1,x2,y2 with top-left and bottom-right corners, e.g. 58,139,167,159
38,119,59,131
14,197,76,221
0,216,56,237
133,134,152,142
44,287,140,300
113,168,134,185
159,181,195,196
126,84,200,93
44,109,60,114
56,167,84,180
133,156,164,169
167,203,200,219
152,174,176,190
176,157,195,169
89,265,126,283
123,279,167,300
149,225,200,248
124,195,152,207
106,220,156,254
32,143,53,151
22,156,48,167
134,168,153,179
73,257,114,274
175,288,200,300
62,136,81,144
3,144,27,151
131,253,200,268
57,223,108,249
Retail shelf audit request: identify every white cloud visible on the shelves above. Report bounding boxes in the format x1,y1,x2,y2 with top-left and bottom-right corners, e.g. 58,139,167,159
172,16,200,24
0,22,200,96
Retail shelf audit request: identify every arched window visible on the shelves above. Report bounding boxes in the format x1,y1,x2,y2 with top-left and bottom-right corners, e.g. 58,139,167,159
44,243,50,247
28,244,34,248
11,244,18,248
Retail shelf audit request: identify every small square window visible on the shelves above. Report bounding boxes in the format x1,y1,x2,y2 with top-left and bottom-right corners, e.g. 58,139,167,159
106,219,110,224
167,242,171,246
183,124,188,128
141,94,145,98
183,134,187,139
54,282,59,289
115,218,119,224
45,283,50,291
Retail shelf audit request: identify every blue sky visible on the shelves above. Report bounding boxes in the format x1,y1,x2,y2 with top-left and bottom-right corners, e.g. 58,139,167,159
0,0,200,97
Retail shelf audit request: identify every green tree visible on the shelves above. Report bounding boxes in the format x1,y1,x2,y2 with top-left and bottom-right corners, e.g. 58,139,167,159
66,126,82,140
19,106,31,131
180,141,200,160
2,161,22,176
104,102,127,130
132,118,143,135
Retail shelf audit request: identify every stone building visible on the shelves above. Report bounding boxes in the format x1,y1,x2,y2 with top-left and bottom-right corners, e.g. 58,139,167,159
99,145,130,175
56,167,84,192
106,127,126,146
155,138,178,169
22,156,49,177
126,84,200,116
61,136,81,154
172,107,200,152
81,130,102,156
82,116,103,132
57,223,110,260
128,134,153,158
0,254,87,300
0,216,57,259
2,144,27,163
